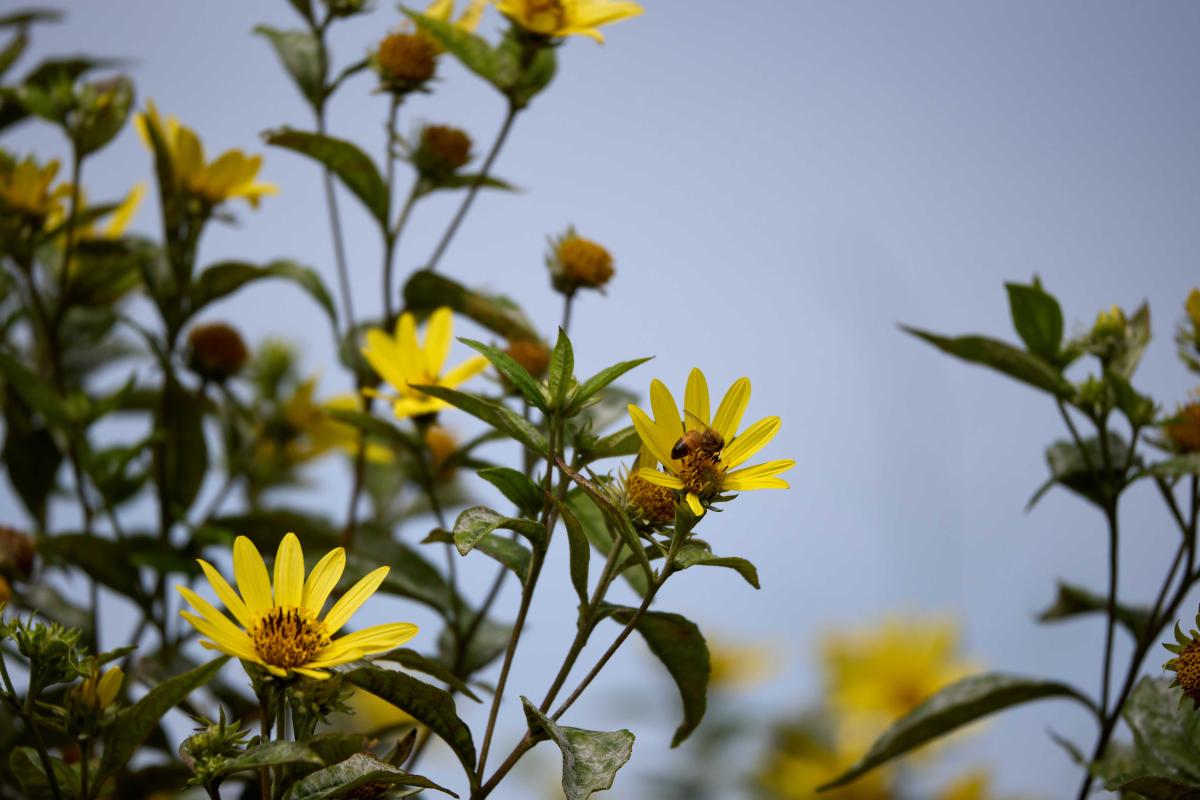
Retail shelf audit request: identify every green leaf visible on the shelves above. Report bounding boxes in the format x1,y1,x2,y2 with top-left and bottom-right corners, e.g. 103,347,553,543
604,606,709,747
559,464,653,584
548,328,575,409
403,270,539,341
1108,677,1200,789
354,533,460,616
460,338,547,412
507,43,556,108
254,26,323,108
99,656,230,785
1111,302,1153,380
1030,434,1132,509
0,30,29,83
0,9,63,27
569,358,652,415
345,666,477,788
154,379,208,515
9,747,77,800
438,616,511,676
578,424,641,461
521,697,635,800
73,74,134,156
0,349,69,428
674,541,760,589
903,326,1074,398
189,259,337,329
1137,454,1200,480
1036,580,1150,641
477,466,544,517
1006,280,1064,362
290,753,456,799
372,647,481,702
188,740,323,781
413,384,547,454
265,128,389,228
558,499,591,607
566,490,646,596
819,673,1095,790
404,9,500,88
2,410,61,527
1112,776,1200,799
39,532,148,608
425,527,530,584
451,505,545,555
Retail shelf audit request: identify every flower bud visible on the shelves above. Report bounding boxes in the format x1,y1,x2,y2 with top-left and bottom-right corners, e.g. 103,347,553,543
414,124,473,178
1188,289,1200,330
72,665,123,712
548,230,614,295
0,525,36,580
374,32,438,93
504,338,551,380
424,425,458,481
1092,305,1126,339
187,323,249,382
72,76,135,156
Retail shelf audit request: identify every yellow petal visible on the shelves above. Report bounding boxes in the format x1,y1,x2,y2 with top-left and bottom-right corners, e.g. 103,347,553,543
711,377,750,441
302,547,346,614
292,667,332,680
103,182,145,237
425,0,453,19
96,668,123,707
177,606,256,659
684,368,710,430
394,312,422,381
322,622,418,659
233,536,273,614
723,416,781,469
423,308,454,376
323,566,390,635
723,459,795,491
686,492,705,516
572,0,644,29
392,396,445,419
650,379,683,439
638,467,684,489
439,356,489,389
196,559,253,629
629,405,676,467
181,613,259,661
273,532,304,608
456,0,487,30
363,329,411,394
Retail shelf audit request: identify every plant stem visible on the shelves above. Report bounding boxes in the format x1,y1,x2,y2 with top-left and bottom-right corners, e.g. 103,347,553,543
80,739,91,800
425,105,519,273
0,656,62,800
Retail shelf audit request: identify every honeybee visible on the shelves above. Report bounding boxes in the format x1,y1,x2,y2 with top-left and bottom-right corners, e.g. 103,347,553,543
671,412,725,461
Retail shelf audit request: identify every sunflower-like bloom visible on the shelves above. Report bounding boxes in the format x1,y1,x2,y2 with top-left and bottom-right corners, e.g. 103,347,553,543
0,155,70,219
362,307,488,419
495,0,643,43
135,100,278,208
177,533,417,680
628,368,794,516
1164,615,1200,710
622,448,676,525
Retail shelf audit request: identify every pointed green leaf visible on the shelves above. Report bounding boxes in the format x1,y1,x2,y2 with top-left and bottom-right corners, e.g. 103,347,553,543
372,647,481,702
425,527,531,584
548,328,574,409
1006,280,1064,361
568,358,652,415
403,8,500,88
188,740,323,781
290,753,456,799
154,379,208,515
674,542,760,589
413,384,547,454
1037,580,1150,641
9,747,77,800
558,499,591,607
189,259,337,329
265,128,389,228
451,505,545,555
903,326,1074,398
521,697,635,800
477,466,545,517
460,338,547,411
819,673,1095,790
403,270,539,341
254,26,323,108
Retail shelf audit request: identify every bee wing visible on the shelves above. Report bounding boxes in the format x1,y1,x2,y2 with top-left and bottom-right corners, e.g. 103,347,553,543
682,409,707,432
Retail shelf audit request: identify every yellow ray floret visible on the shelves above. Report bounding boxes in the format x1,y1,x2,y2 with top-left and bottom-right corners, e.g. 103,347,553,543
136,100,278,208
628,367,794,516
361,307,488,419
495,0,643,43
425,0,488,31
178,533,417,679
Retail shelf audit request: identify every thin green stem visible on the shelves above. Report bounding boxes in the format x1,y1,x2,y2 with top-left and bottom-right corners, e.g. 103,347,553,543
0,655,62,800
425,105,519,273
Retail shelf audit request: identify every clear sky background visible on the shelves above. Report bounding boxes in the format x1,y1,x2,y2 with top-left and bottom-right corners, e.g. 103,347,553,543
4,1,1200,797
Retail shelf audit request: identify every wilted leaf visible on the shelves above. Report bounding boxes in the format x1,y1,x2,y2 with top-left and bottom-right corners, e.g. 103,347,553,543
290,752,455,799
521,697,635,800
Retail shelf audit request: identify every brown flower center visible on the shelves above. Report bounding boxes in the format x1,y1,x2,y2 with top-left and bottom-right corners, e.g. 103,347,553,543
557,236,614,289
250,607,328,669
677,452,726,499
377,32,437,86
626,473,676,524
1166,402,1200,453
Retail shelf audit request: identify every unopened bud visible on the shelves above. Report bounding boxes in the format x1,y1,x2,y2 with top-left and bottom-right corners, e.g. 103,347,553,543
188,323,249,382
374,33,437,92
549,231,614,295
504,338,551,380
415,125,472,177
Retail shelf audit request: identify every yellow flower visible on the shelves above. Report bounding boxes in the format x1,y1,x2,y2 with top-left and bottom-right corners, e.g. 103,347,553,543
628,368,794,516
1165,399,1200,454
333,686,416,735
95,182,146,238
823,617,974,741
708,639,776,692
425,0,487,31
76,666,123,711
758,736,893,800
135,100,278,208
495,0,643,43
178,533,417,680
937,771,993,800
362,307,489,419
0,155,70,219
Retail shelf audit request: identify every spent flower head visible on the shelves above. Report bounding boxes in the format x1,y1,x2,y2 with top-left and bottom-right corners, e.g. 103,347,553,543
414,124,473,179
1165,614,1200,710
548,228,614,295
496,0,643,43
362,307,488,419
187,322,250,382
628,368,794,516
177,533,417,680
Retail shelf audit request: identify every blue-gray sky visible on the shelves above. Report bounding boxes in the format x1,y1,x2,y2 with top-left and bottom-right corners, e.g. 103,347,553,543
5,1,1200,796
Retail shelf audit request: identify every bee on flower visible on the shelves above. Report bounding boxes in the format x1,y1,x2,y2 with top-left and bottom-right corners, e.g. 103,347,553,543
628,368,794,516
361,307,488,419
177,533,418,679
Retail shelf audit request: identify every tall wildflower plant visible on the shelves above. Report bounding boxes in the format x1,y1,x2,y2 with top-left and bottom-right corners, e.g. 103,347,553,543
821,283,1200,798
0,3,797,799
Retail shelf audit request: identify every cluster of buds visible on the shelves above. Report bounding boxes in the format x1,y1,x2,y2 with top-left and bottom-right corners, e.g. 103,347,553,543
6,618,87,693
179,710,252,791
66,664,123,736
546,228,615,297
187,322,249,382
412,124,473,182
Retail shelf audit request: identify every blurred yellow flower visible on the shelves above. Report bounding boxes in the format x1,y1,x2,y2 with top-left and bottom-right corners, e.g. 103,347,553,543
333,686,416,735
135,100,278,208
937,771,993,800
426,0,487,31
0,155,70,219
629,367,794,516
178,533,417,679
823,617,974,742
708,639,777,692
758,734,893,800
76,666,123,711
496,0,643,43
362,307,488,419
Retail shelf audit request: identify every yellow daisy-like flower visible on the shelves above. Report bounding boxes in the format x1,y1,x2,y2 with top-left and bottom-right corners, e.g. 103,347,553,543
45,182,147,242
495,0,643,43
135,100,278,208
0,155,70,219
177,533,417,680
628,368,794,516
426,0,487,31
362,307,488,419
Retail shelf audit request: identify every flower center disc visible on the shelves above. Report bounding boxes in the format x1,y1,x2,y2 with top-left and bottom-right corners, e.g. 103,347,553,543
250,607,328,669
678,452,726,498
527,0,568,33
